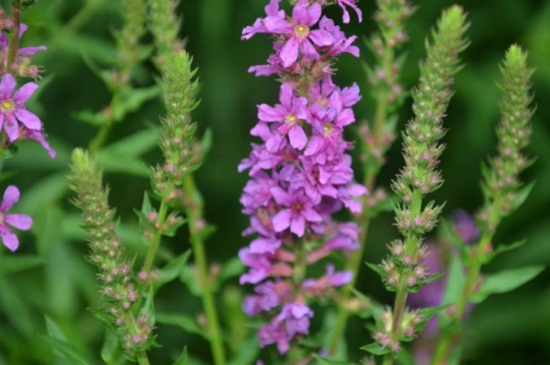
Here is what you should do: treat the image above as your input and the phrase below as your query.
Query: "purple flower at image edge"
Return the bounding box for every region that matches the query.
[0,185,32,252]
[0,73,41,142]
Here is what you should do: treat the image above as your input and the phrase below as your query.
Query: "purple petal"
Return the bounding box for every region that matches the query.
[0,74,16,100]
[5,214,32,230]
[279,83,294,108]
[280,37,299,68]
[258,104,284,122]
[1,229,19,252]
[13,82,38,105]
[14,109,42,130]
[309,30,333,46]
[273,209,292,232]
[300,39,319,60]
[290,215,305,236]
[1,185,20,213]
[17,45,47,56]
[288,125,307,150]
[4,114,20,141]
[270,186,291,205]
[264,16,293,34]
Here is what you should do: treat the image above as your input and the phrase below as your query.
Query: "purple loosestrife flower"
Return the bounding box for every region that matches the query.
[0,185,32,252]
[240,0,364,356]
[0,73,41,141]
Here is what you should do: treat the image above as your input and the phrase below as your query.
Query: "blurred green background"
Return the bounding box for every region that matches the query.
[1,0,550,364]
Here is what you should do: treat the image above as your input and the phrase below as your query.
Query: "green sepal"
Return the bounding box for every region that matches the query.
[360,342,393,356]
[172,347,189,365]
[470,265,545,303]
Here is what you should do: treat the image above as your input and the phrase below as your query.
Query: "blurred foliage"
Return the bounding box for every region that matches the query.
[0,0,549,364]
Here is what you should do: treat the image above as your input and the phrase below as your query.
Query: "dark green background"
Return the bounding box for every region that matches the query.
[1,0,549,364]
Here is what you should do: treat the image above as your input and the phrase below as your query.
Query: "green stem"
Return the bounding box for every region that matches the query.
[431,199,502,364]
[183,175,226,365]
[7,1,21,74]
[141,200,169,273]
[327,43,394,357]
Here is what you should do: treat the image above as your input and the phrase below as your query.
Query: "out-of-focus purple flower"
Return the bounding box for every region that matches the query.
[453,209,480,244]
[0,185,32,252]
[0,73,41,142]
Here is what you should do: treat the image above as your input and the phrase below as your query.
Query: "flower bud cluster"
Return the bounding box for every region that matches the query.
[68,149,153,358]
[479,46,534,226]
[0,7,55,157]
[240,0,365,354]
[111,0,148,88]
[152,50,202,204]
[372,307,422,352]
[368,0,413,105]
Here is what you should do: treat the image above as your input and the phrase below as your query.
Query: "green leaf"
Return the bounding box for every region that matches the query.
[172,347,189,365]
[508,182,535,214]
[312,354,352,365]
[112,85,161,122]
[156,313,208,339]
[227,337,260,365]
[179,265,202,296]
[97,151,149,176]
[366,261,386,279]
[360,342,392,356]
[101,127,161,158]
[40,316,90,365]
[72,109,109,126]
[0,256,43,277]
[442,253,466,306]
[154,250,192,292]
[396,348,416,365]
[471,265,545,303]
[100,330,119,363]
[215,257,244,288]
[482,240,526,264]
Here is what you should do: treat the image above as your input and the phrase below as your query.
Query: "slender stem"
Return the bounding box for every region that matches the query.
[7,0,21,73]
[183,175,226,365]
[327,44,394,356]
[141,200,169,273]
[431,198,502,364]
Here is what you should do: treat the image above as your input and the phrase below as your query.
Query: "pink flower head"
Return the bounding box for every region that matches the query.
[0,73,41,142]
[0,185,32,252]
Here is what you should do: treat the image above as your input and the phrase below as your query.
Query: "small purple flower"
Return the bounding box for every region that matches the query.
[258,83,309,150]
[271,186,322,237]
[0,185,32,252]
[0,73,41,142]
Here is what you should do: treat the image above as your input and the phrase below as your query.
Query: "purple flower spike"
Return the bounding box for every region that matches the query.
[0,73,42,142]
[240,0,364,355]
[0,185,32,252]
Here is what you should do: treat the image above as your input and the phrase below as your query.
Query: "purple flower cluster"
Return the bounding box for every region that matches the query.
[239,0,364,354]
[0,15,54,157]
